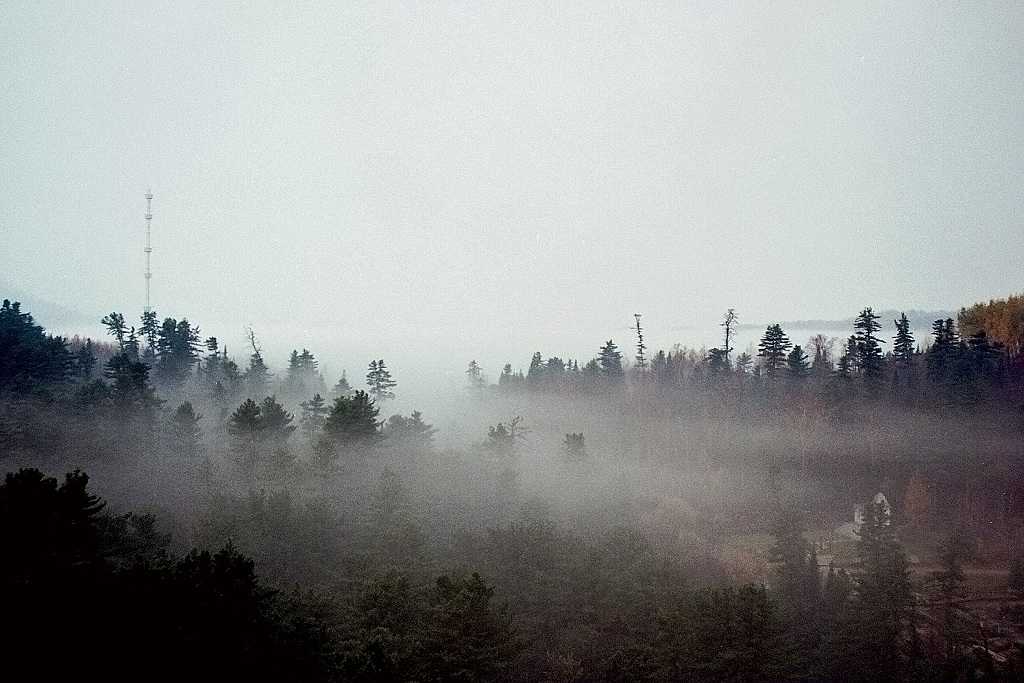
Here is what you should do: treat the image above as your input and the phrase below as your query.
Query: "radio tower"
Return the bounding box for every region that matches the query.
[144,190,153,313]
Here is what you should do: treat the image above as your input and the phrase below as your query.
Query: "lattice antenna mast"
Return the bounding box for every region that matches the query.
[144,190,153,313]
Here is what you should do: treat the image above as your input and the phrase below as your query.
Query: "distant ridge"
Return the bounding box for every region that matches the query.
[740,309,956,332]
[0,280,95,331]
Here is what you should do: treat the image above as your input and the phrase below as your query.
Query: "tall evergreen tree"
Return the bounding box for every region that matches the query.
[786,345,810,379]
[465,360,486,389]
[366,359,397,402]
[892,313,916,389]
[757,324,792,378]
[526,352,546,386]
[597,340,624,383]
[854,501,914,682]
[0,299,73,392]
[154,317,201,388]
[324,390,382,449]
[165,401,203,461]
[298,393,329,437]
[853,308,885,389]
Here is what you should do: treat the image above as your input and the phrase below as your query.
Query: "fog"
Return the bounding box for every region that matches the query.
[4,1,1024,679]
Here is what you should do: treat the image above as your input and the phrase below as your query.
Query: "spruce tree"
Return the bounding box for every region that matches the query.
[786,345,810,378]
[892,313,916,389]
[597,340,624,382]
[758,324,792,378]
[853,307,884,389]
[854,501,914,682]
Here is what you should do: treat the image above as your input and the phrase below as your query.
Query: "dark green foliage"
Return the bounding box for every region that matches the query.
[893,313,915,366]
[0,299,73,392]
[101,311,129,350]
[165,401,203,461]
[299,392,329,437]
[657,584,798,683]
[285,349,325,399]
[197,488,349,588]
[597,340,624,382]
[332,371,353,398]
[139,310,159,362]
[734,351,753,374]
[853,307,885,389]
[498,362,525,389]
[369,468,425,569]
[707,347,730,375]
[228,396,296,474]
[153,317,201,388]
[0,468,105,585]
[527,351,545,386]
[757,324,792,378]
[383,410,437,450]
[786,345,809,378]
[929,527,977,655]
[484,416,525,459]
[852,502,914,682]
[74,338,97,378]
[926,318,960,383]
[0,468,338,682]
[366,358,397,402]
[324,389,382,449]
[104,351,161,411]
[769,508,822,667]
[340,569,522,683]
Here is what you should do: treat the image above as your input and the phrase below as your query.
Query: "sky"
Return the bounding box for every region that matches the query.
[2,1,1022,387]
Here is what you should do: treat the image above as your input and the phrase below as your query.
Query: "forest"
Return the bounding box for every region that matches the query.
[2,294,1024,682]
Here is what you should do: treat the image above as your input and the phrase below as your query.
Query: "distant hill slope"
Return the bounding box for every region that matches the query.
[0,280,96,332]
[740,310,956,332]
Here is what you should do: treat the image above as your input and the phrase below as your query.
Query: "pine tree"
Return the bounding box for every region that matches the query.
[383,411,438,450]
[154,317,201,389]
[758,324,792,378]
[324,390,382,448]
[299,393,329,437]
[853,308,885,390]
[892,313,916,389]
[74,339,97,379]
[465,360,486,389]
[332,371,353,398]
[597,340,624,383]
[526,352,546,386]
[0,300,74,391]
[786,345,810,379]
[366,359,397,402]
[854,501,914,682]
[101,312,128,351]
[165,401,203,461]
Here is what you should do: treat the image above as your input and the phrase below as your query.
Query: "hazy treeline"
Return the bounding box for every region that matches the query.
[2,295,1024,681]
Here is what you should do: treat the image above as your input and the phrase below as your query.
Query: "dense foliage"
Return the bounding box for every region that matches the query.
[2,295,1024,681]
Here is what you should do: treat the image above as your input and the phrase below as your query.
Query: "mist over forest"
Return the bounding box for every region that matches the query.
[4,1,1024,680]
[3,294,1024,681]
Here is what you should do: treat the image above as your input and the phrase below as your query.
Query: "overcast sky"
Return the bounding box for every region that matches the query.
[2,1,1022,379]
